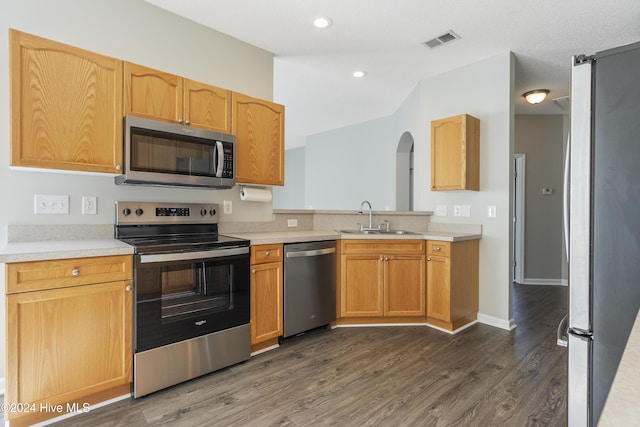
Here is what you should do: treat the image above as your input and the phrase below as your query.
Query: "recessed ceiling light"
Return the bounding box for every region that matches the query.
[352,70,367,78]
[313,16,333,29]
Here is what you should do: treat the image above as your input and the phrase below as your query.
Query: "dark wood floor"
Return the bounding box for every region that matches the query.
[55,283,567,427]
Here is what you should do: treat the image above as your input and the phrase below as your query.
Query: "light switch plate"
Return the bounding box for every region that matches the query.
[461,205,471,217]
[453,205,462,217]
[287,219,298,227]
[488,205,497,218]
[34,195,69,214]
[435,205,447,216]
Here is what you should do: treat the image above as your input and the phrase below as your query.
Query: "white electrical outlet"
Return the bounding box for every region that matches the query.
[287,219,298,228]
[488,205,497,218]
[82,196,97,215]
[453,205,462,217]
[435,205,447,216]
[223,200,232,214]
[34,195,69,214]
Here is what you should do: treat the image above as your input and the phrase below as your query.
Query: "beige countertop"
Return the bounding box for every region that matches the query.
[0,229,481,262]
[0,239,134,263]
[225,229,481,246]
[598,309,640,426]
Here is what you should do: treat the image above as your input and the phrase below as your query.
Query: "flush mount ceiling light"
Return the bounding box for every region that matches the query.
[352,70,367,78]
[523,89,550,104]
[313,16,333,29]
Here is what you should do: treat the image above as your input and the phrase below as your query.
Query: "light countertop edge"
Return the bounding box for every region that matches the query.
[0,239,134,263]
[598,309,640,426]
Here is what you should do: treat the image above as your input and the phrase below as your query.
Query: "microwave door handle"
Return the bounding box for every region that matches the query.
[215,141,224,178]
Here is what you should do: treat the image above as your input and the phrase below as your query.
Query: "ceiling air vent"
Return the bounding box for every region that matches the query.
[424,30,461,49]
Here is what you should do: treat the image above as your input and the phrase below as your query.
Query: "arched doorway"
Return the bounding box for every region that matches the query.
[396,131,414,211]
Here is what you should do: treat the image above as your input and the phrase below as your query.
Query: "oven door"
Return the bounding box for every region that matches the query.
[134,246,250,352]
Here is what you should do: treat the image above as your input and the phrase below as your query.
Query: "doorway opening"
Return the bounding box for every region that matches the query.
[396,132,415,211]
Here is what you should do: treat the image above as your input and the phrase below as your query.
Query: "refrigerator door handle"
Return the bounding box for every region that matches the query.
[557,314,568,347]
[563,135,570,260]
[568,332,592,427]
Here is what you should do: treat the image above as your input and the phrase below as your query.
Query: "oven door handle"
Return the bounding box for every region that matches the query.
[139,246,249,264]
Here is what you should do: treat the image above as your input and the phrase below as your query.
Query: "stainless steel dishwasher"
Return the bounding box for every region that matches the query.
[283,240,336,338]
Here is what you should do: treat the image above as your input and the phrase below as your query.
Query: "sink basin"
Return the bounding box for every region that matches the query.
[379,230,420,235]
[339,229,381,234]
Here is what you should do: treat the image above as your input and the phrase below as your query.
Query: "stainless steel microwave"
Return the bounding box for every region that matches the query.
[115,116,236,189]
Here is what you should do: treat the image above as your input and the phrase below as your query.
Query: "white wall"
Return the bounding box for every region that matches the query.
[284,52,515,328]
[1,0,276,392]
[416,52,515,328]
[305,115,397,211]
[273,147,306,209]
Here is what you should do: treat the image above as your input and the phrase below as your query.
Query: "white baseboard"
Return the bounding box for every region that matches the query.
[477,313,516,331]
[522,278,568,286]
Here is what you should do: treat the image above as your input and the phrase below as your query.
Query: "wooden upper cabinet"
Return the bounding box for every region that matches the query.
[430,114,480,191]
[10,29,123,173]
[124,62,231,133]
[232,92,285,186]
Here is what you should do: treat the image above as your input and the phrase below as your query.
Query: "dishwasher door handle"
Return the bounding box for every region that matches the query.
[286,247,336,258]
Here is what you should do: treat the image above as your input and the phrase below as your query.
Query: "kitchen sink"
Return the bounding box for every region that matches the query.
[339,229,420,235]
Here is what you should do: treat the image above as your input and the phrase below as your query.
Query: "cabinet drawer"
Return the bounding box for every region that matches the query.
[6,255,133,294]
[251,244,283,265]
[341,239,425,255]
[426,241,450,257]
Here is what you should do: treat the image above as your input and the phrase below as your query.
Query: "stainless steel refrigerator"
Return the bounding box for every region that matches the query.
[565,41,640,426]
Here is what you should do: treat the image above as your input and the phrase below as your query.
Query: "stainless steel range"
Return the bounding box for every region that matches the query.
[115,201,250,398]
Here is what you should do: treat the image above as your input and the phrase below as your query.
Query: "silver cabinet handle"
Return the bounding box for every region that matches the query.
[125,285,132,292]
[115,164,122,171]
[435,246,442,251]
[71,269,80,276]
[185,120,190,125]
[385,257,389,261]
[265,251,271,256]
[379,257,384,261]
[178,118,184,124]
[427,258,431,261]
[251,269,257,274]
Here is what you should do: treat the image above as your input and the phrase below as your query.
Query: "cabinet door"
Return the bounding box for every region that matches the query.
[5,281,132,424]
[250,261,283,345]
[430,114,480,191]
[341,255,384,317]
[426,255,451,322]
[183,79,231,133]
[385,255,425,316]
[10,30,123,173]
[124,62,183,124]
[232,92,285,186]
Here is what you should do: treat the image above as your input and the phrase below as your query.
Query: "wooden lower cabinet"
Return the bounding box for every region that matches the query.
[340,240,425,321]
[250,244,283,351]
[4,256,133,427]
[426,240,479,331]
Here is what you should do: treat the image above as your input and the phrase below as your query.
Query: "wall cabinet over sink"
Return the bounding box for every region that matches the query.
[430,114,480,191]
[10,29,124,173]
[124,62,232,133]
[339,239,425,320]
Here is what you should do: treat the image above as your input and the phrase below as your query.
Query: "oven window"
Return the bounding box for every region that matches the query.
[130,128,216,177]
[158,262,233,322]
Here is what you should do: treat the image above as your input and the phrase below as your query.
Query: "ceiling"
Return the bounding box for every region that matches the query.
[145,0,640,148]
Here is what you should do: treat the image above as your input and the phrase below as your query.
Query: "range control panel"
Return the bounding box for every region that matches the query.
[116,201,219,225]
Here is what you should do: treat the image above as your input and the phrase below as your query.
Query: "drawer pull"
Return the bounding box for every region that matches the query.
[385,257,389,261]
[427,258,431,261]
[71,269,80,276]
[379,257,384,261]
[125,285,132,292]
[251,269,257,274]
[265,251,271,256]
[435,246,442,251]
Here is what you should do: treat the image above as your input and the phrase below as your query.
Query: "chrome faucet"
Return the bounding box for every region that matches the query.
[358,200,374,230]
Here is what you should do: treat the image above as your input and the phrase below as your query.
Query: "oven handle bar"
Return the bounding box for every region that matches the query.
[139,246,249,264]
